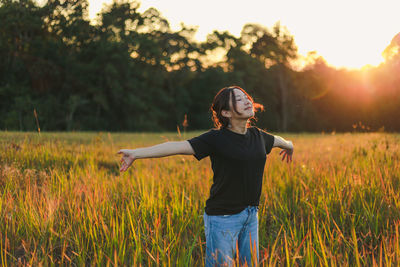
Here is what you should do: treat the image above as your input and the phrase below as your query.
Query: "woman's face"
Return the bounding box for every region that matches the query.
[230,88,254,119]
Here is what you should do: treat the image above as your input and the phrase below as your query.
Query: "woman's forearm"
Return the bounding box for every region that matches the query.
[130,141,194,159]
[273,135,293,150]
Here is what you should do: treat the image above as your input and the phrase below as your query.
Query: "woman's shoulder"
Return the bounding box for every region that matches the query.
[248,126,262,133]
[206,128,222,134]
[250,126,273,133]
[194,128,221,139]
[249,126,275,138]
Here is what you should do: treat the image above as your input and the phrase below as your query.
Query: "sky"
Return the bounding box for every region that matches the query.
[88,0,400,70]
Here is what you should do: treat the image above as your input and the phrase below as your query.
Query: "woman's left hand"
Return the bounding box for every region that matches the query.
[280,148,293,163]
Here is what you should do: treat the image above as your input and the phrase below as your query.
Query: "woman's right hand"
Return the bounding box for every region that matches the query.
[117,149,136,172]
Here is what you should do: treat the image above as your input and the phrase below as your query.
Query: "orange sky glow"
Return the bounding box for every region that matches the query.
[88,0,400,70]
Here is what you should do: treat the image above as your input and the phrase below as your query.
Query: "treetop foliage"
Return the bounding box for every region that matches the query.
[1,0,399,132]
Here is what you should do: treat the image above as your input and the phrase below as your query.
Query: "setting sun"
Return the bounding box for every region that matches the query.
[89,0,400,69]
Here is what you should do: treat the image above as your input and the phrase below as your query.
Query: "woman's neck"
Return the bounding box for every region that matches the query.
[227,119,248,134]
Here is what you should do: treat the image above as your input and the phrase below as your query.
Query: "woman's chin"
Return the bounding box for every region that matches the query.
[246,110,255,118]
[235,110,254,120]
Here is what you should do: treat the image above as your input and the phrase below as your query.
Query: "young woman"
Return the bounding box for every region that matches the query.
[118,86,293,266]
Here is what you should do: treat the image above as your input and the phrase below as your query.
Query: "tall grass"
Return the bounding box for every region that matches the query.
[0,131,399,266]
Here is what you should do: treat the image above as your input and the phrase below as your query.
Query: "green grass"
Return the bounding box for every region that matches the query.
[0,131,399,266]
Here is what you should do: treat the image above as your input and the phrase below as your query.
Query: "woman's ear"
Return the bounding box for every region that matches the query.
[221,110,231,118]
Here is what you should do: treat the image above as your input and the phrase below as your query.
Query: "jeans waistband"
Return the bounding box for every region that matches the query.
[245,205,259,212]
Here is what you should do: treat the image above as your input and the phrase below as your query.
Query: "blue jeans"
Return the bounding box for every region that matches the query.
[204,206,259,266]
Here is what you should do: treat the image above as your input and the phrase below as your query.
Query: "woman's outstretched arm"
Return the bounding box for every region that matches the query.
[272,135,294,163]
[118,141,195,172]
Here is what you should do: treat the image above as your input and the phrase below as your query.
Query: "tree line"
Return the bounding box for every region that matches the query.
[1,0,399,132]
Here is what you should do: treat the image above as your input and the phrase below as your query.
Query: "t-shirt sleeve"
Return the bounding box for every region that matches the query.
[187,130,216,161]
[260,129,275,155]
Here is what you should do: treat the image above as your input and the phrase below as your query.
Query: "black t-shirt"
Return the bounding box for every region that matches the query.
[188,126,275,215]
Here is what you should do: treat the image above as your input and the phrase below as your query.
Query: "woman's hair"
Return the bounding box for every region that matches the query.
[211,86,264,129]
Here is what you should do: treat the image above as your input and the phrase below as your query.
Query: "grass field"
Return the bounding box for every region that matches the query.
[0,131,399,266]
